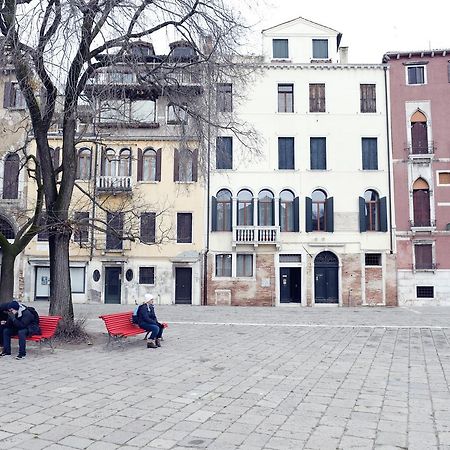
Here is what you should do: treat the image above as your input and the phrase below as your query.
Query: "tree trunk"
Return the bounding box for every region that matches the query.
[0,248,16,302]
[48,230,74,321]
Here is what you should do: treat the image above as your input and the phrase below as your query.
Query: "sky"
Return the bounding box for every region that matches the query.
[243,0,450,63]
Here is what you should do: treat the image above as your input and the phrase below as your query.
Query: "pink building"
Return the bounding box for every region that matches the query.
[384,50,450,304]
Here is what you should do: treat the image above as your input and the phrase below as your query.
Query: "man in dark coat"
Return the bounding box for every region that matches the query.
[1,301,41,359]
[137,294,164,349]
[0,302,8,348]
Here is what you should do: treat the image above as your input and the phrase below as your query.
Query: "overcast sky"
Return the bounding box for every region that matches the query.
[244,0,450,63]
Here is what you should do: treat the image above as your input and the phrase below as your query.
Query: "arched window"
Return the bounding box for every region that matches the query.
[49,147,60,171]
[258,190,274,226]
[179,149,193,182]
[77,148,91,180]
[280,190,295,232]
[103,148,116,176]
[3,153,20,199]
[143,148,157,181]
[312,189,327,231]
[118,148,131,177]
[0,217,15,239]
[413,178,431,227]
[216,189,232,231]
[411,110,428,154]
[364,190,380,231]
[237,190,253,226]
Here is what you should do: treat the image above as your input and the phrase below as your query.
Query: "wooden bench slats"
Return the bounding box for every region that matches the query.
[99,311,148,347]
[12,315,62,351]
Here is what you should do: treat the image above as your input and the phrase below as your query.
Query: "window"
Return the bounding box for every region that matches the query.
[103,148,117,176]
[278,137,294,169]
[216,137,233,169]
[99,99,128,123]
[365,253,381,266]
[167,103,187,124]
[73,211,89,244]
[273,39,289,59]
[360,84,376,113]
[125,269,133,282]
[130,100,156,123]
[438,172,450,185]
[236,254,253,277]
[312,39,328,59]
[0,217,15,239]
[237,190,253,226]
[258,190,274,226]
[140,212,156,243]
[412,178,431,227]
[362,138,378,170]
[407,66,425,85]
[364,190,380,231]
[213,189,232,231]
[279,254,301,263]
[70,267,86,294]
[3,82,26,109]
[142,148,157,181]
[37,213,49,242]
[118,148,131,177]
[279,190,295,232]
[311,189,327,231]
[77,148,91,180]
[139,267,155,284]
[310,138,326,170]
[410,110,428,154]
[177,213,192,243]
[217,83,232,112]
[309,84,325,112]
[215,254,232,277]
[415,244,433,270]
[278,84,294,113]
[2,153,20,199]
[176,149,195,182]
[106,212,123,250]
[416,286,434,298]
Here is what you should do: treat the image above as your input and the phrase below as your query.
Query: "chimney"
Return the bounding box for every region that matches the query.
[339,47,348,64]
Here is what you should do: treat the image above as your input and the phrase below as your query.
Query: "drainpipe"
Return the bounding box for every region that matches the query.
[384,66,394,254]
[90,141,98,261]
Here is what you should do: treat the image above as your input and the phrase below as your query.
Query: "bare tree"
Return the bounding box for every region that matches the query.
[0,0,256,324]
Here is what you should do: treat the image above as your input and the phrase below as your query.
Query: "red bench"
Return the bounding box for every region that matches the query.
[99,312,146,348]
[12,315,62,352]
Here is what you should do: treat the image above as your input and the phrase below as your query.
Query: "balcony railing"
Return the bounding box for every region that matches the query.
[233,226,280,246]
[410,219,436,231]
[406,141,435,162]
[96,176,132,193]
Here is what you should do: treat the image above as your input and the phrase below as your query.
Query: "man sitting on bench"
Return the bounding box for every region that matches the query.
[136,294,164,349]
[1,301,41,360]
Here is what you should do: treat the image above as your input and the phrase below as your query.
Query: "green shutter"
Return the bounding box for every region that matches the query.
[359,196,367,232]
[211,196,217,231]
[293,196,299,232]
[326,197,334,232]
[380,196,388,232]
[305,197,313,232]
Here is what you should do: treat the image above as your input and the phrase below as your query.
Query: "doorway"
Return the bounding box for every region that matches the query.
[279,267,301,303]
[104,267,122,304]
[175,267,192,304]
[35,266,50,301]
[314,251,339,304]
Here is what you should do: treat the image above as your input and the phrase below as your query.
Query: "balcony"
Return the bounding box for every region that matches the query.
[233,226,280,247]
[410,219,436,233]
[96,176,132,194]
[406,141,435,163]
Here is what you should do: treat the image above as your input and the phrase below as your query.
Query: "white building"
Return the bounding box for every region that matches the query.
[207,17,397,307]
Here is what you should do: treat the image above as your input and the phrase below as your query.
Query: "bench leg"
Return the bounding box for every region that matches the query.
[39,338,55,353]
[105,334,125,350]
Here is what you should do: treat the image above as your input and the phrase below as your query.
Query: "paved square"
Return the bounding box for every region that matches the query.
[1,305,450,449]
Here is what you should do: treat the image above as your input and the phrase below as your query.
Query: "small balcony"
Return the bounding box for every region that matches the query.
[96,176,132,194]
[233,226,280,247]
[406,141,435,163]
[410,219,436,233]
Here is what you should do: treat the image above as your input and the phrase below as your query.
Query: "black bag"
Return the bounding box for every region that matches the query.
[27,306,40,324]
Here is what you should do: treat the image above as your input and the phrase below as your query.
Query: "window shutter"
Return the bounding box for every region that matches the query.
[228,199,233,231]
[137,148,143,181]
[293,196,299,232]
[155,148,162,181]
[100,146,106,176]
[211,196,217,231]
[359,196,367,232]
[192,149,198,182]
[380,196,388,232]
[326,197,334,232]
[173,149,179,181]
[305,197,313,232]
[3,82,12,108]
[52,147,60,171]
[2,154,20,199]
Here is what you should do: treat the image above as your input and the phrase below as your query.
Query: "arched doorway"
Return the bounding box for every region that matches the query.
[413,178,431,227]
[411,110,428,154]
[314,251,338,304]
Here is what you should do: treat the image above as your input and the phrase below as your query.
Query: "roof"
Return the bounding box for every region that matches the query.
[383,49,450,62]
[262,16,340,34]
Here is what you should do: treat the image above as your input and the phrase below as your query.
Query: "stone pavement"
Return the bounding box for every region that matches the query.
[1,305,450,450]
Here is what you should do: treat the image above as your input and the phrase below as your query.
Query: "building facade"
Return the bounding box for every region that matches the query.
[207,17,397,307]
[384,49,450,305]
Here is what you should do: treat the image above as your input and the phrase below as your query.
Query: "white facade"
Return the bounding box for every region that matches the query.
[207,17,397,307]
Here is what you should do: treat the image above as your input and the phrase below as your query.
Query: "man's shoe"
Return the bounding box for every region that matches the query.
[15,354,26,360]
[155,338,161,347]
[147,339,157,349]
[0,352,11,357]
